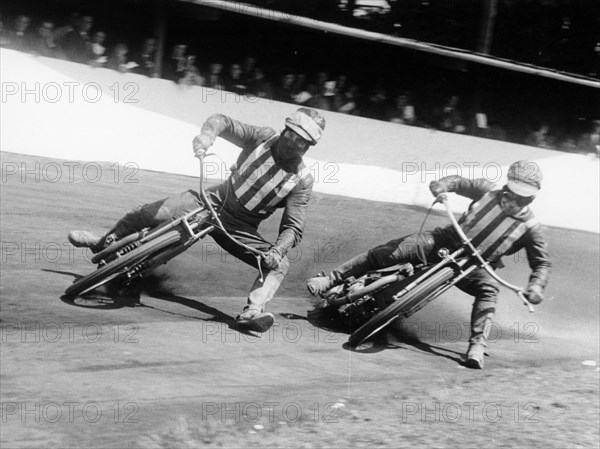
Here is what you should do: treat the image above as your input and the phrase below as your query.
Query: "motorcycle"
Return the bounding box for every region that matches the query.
[308,194,536,347]
[63,153,267,304]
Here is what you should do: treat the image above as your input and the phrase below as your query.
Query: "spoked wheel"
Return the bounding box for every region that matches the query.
[348,266,456,348]
[63,230,182,301]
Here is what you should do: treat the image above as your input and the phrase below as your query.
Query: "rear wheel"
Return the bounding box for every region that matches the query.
[64,230,182,300]
[348,266,456,347]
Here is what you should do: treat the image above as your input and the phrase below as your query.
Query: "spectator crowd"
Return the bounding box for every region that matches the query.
[2,9,598,157]
[243,0,600,80]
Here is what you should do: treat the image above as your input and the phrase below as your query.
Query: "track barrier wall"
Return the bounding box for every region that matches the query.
[1,49,598,232]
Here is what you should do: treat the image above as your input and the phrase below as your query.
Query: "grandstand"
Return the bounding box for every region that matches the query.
[2,0,599,152]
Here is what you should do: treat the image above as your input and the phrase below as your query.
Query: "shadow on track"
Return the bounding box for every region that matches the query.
[343,334,467,365]
[135,290,262,338]
[44,268,133,309]
[48,267,260,337]
[303,307,467,365]
[43,268,83,282]
[385,336,467,365]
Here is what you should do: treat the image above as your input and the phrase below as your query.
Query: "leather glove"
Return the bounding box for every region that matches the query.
[429,180,447,197]
[192,134,213,158]
[525,284,544,305]
[261,247,284,271]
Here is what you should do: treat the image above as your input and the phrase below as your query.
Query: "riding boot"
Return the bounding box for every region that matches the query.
[236,258,290,332]
[465,299,495,369]
[465,335,488,369]
[456,269,499,369]
[307,252,374,296]
[67,230,118,253]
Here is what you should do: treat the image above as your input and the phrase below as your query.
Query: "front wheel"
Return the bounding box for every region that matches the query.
[63,229,182,300]
[348,266,456,347]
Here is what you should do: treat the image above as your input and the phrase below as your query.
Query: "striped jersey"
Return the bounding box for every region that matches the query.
[230,136,308,216]
[459,190,539,261]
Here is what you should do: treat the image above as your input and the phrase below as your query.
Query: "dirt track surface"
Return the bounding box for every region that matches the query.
[1,152,599,448]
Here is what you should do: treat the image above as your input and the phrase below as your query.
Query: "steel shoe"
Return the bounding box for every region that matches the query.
[465,339,487,369]
[236,311,275,333]
[68,230,104,253]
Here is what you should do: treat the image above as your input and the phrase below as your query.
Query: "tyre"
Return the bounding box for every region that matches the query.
[348,266,456,347]
[64,229,182,300]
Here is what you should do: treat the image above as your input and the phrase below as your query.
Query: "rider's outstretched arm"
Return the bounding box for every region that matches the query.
[430,175,496,201]
[198,113,275,153]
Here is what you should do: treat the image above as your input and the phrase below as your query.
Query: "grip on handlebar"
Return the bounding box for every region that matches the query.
[518,290,535,313]
[433,193,448,205]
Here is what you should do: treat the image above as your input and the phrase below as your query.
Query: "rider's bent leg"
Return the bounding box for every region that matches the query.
[307,252,373,296]
[107,190,202,239]
[208,216,285,332]
[243,257,290,315]
[234,258,290,333]
[69,190,202,252]
[457,268,500,369]
[307,232,437,296]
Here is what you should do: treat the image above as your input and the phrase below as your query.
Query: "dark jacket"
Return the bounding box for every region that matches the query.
[200,114,314,253]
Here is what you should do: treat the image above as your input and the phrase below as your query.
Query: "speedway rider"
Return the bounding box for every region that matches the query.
[307,161,551,369]
[69,108,326,333]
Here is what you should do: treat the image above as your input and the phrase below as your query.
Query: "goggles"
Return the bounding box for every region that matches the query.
[502,185,534,207]
[283,127,312,145]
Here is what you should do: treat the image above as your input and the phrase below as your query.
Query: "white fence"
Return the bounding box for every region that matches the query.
[2,49,598,232]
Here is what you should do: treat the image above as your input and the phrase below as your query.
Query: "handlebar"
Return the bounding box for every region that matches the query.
[435,193,535,313]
